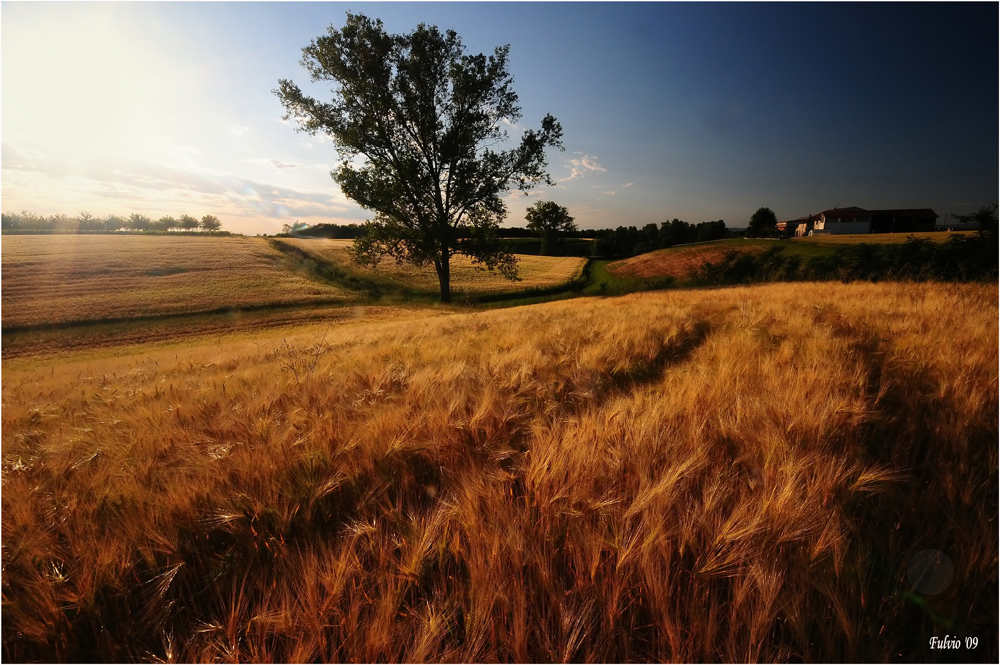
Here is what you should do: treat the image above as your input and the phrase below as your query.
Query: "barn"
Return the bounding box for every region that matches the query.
[780,206,939,236]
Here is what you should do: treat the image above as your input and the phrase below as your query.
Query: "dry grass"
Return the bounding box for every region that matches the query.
[2,282,997,662]
[280,238,586,295]
[1,235,350,328]
[607,243,767,280]
[793,231,977,245]
[0,305,447,362]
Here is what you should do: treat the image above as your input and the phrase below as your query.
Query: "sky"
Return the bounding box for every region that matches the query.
[2,2,997,235]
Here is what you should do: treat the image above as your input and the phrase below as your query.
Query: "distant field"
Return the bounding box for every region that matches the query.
[3,281,995,662]
[1,235,350,328]
[280,238,586,296]
[793,230,976,245]
[607,241,768,280]
[605,231,983,284]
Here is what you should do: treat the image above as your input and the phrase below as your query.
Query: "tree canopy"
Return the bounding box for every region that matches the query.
[274,13,563,301]
[200,215,223,232]
[953,204,997,238]
[746,207,778,238]
[525,201,576,255]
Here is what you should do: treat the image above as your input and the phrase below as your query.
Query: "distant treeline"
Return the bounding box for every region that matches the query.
[278,218,731,258]
[590,219,730,257]
[2,211,224,233]
[280,222,367,239]
[695,233,998,286]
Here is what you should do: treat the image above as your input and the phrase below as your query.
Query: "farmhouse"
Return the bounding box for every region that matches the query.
[782,207,939,237]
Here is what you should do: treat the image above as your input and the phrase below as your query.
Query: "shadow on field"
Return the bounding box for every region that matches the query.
[607,320,712,395]
[812,304,998,662]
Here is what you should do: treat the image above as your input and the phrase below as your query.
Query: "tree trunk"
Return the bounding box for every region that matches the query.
[436,248,451,303]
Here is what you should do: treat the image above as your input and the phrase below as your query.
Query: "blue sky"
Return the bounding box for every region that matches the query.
[3,2,996,234]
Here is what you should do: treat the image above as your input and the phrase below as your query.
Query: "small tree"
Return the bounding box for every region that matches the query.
[103,214,125,232]
[746,207,777,238]
[525,201,576,255]
[200,215,222,232]
[178,214,200,231]
[50,214,74,231]
[128,213,151,231]
[77,212,106,232]
[275,13,563,302]
[953,204,998,238]
[152,216,176,232]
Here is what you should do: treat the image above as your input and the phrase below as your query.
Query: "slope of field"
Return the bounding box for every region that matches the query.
[1,235,351,328]
[279,237,586,296]
[2,282,996,662]
[0,304,446,361]
[606,231,980,284]
[792,230,976,245]
[606,240,771,280]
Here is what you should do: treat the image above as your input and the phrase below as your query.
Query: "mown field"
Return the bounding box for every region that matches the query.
[278,238,586,297]
[602,231,990,288]
[607,241,770,280]
[792,230,977,245]
[1,235,352,329]
[3,281,996,662]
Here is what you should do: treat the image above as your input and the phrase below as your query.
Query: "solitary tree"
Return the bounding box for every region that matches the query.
[275,13,563,302]
[525,200,576,255]
[746,207,777,238]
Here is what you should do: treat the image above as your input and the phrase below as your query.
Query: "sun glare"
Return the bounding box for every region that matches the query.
[3,6,203,159]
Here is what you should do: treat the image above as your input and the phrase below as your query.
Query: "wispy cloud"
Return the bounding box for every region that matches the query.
[2,140,350,223]
[622,182,634,188]
[246,158,302,169]
[559,153,607,182]
[504,189,546,206]
[603,190,617,196]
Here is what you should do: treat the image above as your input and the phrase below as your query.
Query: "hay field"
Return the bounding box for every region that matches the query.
[607,242,768,280]
[280,238,586,295]
[1,235,351,328]
[2,282,997,662]
[792,231,975,245]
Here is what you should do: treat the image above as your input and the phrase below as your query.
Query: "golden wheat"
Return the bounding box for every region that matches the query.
[280,237,586,295]
[1,235,350,327]
[2,281,996,662]
[791,230,976,245]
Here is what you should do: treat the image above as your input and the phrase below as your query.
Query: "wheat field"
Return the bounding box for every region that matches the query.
[2,282,996,662]
[279,238,586,295]
[1,235,351,328]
